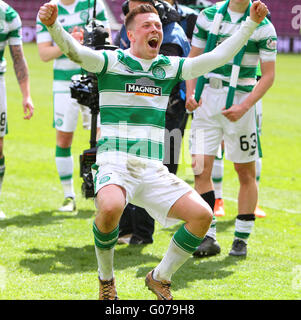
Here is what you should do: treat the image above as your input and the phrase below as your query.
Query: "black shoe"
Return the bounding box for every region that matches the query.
[193,236,221,257]
[129,235,153,245]
[229,239,247,256]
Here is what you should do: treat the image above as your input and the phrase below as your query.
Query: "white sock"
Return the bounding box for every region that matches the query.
[212,157,224,199]
[61,179,75,199]
[0,175,4,195]
[0,157,5,195]
[234,217,255,244]
[95,246,114,281]
[256,157,262,186]
[206,215,217,240]
[153,239,191,282]
[55,155,75,199]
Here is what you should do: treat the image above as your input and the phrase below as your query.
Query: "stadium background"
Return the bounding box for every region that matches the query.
[4,0,301,53]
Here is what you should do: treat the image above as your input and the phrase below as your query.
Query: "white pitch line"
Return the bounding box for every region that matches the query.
[223,196,301,214]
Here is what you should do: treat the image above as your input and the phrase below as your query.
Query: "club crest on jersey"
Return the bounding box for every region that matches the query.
[266,37,277,50]
[152,66,166,79]
[126,77,162,97]
[80,11,89,22]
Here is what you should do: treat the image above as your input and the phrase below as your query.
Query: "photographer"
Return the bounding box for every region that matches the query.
[115,0,191,245]
[36,0,111,212]
[165,0,199,42]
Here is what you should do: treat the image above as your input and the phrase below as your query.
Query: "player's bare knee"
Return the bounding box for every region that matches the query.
[236,170,256,186]
[191,205,212,229]
[191,155,205,176]
[100,201,123,218]
[235,163,256,184]
[95,203,123,233]
[194,166,211,187]
[202,205,213,226]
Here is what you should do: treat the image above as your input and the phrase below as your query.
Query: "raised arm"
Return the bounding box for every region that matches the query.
[38,2,105,73]
[182,1,268,80]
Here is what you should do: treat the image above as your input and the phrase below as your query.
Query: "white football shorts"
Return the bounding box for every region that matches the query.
[53,91,100,132]
[92,152,208,227]
[190,85,259,163]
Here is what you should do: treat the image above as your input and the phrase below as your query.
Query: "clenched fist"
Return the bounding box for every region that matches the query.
[38,1,58,27]
[250,1,269,24]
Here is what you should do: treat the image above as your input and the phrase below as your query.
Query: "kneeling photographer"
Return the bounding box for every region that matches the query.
[115,0,191,245]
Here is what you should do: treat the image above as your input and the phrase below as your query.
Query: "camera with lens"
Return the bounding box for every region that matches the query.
[122,0,181,24]
[70,15,117,198]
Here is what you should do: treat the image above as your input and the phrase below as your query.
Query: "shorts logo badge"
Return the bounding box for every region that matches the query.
[56,118,63,127]
[99,176,111,184]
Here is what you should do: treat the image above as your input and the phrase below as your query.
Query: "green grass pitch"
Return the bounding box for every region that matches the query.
[0,43,300,300]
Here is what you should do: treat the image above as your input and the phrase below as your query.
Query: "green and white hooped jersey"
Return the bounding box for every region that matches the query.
[0,1,22,75]
[36,0,109,92]
[96,49,185,162]
[192,1,277,92]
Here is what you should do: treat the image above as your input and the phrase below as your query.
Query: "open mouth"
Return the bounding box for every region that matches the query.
[148,37,159,49]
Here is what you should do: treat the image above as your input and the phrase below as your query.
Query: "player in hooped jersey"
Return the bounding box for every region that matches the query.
[186,0,277,257]
[38,0,269,300]
[0,1,34,219]
[36,0,111,212]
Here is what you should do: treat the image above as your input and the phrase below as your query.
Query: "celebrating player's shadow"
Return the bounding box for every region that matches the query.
[0,209,95,229]
[19,244,161,275]
[19,245,96,275]
[136,254,244,292]
[18,218,238,281]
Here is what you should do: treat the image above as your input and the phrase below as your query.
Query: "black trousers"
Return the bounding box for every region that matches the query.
[118,96,188,242]
[119,204,155,242]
